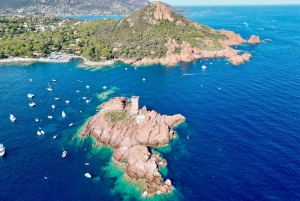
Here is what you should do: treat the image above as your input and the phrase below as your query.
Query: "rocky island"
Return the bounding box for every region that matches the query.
[80,96,185,197]
[0,1,261,66]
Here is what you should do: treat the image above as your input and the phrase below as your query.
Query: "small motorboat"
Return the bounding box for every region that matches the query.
[10,114,16,122]
[55,98,59,100]
[35,118,39,122]
[53,135,58,139]
[52,79,56,82]
[29,102,36,107]
[62,150,67,158]
[62,111,66,118]
[82,97,87,100]
[84,173,92,178]
[69,123,73,127]
[65,100,70,104]
[103,86,107,89]
[37,131,41,135]
[125,68,127,70]
[29,79,32,82]
[86,100,91,103]
[47,82,52,91]
[27,94,34,98]
[86,85,90,89]
[52,105,55,109]
[202,65,207,69]
[48,115,53,119]
[76,90,80,93]
[142,78,146,81]
[41,130,45,135]
[0,143,5,157]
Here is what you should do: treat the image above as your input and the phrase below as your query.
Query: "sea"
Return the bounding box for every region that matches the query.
[1,5,300,201]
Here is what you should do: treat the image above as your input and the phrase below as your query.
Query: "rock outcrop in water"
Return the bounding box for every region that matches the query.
[248,35,261,44]
[81,97,185,197]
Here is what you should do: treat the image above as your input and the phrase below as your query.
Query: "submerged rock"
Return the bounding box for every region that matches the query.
[81,97,185,197]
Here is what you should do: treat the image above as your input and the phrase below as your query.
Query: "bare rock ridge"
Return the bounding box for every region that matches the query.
[118,1,261,66]
[81,97,186,197]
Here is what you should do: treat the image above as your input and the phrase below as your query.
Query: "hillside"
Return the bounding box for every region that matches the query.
[0,2,260,66]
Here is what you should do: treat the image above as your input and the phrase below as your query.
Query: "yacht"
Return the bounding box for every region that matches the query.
[35,118,39,122]
[41,130,45,135]
[65,100,70,104]
[86,85,90,89]
[82,97,87,100]
[29,102,36,107]
[86,100,91,103]
[55,98,59,100]
[53,135,58,139]
[202,65,207,69]
[47,82,52,91]
[48,115,53,119]
[103,86,107,89]
[52,79,56,82]
[62,150,67,158]
[76,90,80,93]
[143,78,146,81]
[37,131,41,135]
[10,114,16,122]
[84,173,92,178]
[69,123,73,127]
[62,111,66,118]
[0,143,5,157]
[52,105,55,109]
[27,94,34,98]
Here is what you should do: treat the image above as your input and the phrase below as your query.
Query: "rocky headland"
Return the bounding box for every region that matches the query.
[80,97,185,197]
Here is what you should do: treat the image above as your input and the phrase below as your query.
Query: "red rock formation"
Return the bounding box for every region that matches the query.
[152,1,174,22]
[248,35,261,44]
[220,29,246,46]
[82,97,185,197]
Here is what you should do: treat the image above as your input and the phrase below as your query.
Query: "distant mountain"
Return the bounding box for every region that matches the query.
[1,0,150,10]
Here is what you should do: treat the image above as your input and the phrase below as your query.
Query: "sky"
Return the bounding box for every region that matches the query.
[153,0,300,6]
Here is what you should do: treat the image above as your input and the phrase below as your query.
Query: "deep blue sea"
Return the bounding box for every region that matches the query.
[1,5,300,201]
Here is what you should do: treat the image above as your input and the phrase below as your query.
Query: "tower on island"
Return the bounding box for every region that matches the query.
[131,96,139,115]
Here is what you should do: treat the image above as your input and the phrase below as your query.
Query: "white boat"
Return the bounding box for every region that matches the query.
[62,111,66,118]
[86,100,91,103]
[10,114,16,122]
[52,105,55,109]
[47,82,52,91]
[55,98,59,100]
[143,78,146,81]
[202,65,207,69]
[65,100,70,104]
[0,143,5,157]
[62,150,67,158]
[35,118,39,122]
[82,97,87,100]
[52,79,56,82]
[86,85,90,89]
[48,115,53,119]
[27,94,34,98]
[29,79,32,82]
[84,173,92,178]
[125,68,127,70]
[37,131,41,135]
[29,102,36,107]
[53,135,58,139]
[41,130,45,135]
[76,90,80,93]
[103,86,107,89]
[69,123,73,127]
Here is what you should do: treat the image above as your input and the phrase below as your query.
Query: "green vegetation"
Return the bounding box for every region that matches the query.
[104,110,129,123]
[0,3,227,61]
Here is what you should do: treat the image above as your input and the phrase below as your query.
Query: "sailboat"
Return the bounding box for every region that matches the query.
[62,111,66,118]
[47,82,52,91]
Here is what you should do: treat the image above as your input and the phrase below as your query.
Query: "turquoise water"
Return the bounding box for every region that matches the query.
[1,5,300,200]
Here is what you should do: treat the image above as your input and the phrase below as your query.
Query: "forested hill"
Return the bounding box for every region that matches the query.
[0,2,225,61]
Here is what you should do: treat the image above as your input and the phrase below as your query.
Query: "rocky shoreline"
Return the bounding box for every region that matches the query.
[80,97,186,197]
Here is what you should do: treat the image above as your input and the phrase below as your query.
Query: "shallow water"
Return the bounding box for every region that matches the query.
[1,5,300,201]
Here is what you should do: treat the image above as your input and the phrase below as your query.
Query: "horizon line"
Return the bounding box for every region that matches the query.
[172,4,300,6]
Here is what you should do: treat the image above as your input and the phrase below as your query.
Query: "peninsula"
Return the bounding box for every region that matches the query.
[80,96,186,197]
[0,1,260,66]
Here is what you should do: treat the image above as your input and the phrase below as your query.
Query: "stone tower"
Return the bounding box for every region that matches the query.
[131,96,139,115]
